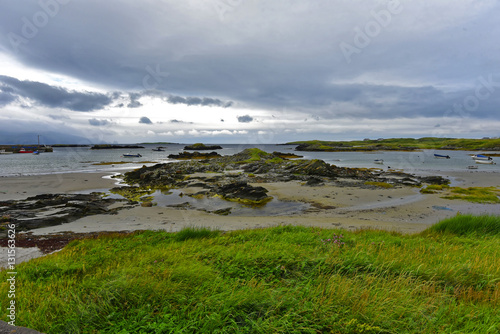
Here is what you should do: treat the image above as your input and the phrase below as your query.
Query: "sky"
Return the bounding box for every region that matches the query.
[0,0,499,144]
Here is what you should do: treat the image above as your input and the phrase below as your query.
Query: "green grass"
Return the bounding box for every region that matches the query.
[364,181,394,188]
[288,137,500,151]
[1,220,499,333]
[442,187,500,204]
[424,214,500,236]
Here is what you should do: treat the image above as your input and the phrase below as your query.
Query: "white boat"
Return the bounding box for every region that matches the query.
[0,149,13,155]
[471,154,493,160]
[374,159,384,164]
[475,159,496,165]
[123,153,142,158]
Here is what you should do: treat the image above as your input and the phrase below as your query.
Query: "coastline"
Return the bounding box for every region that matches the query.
[1,167,500,267]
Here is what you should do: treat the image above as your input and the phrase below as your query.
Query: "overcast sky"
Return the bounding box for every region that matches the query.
[1,0,499,144]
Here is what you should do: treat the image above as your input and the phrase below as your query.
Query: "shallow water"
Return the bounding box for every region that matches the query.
[1,144,498,177]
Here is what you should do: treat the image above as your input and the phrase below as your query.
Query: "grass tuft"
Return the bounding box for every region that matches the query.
[174,226,221,241]
[424,214,500,236]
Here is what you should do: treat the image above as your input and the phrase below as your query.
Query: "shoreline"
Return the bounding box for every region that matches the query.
[1,167,500,267]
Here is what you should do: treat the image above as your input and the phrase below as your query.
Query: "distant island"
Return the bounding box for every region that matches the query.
[184,143,223,150]
[287,137,500,152]
[90,144,145,150]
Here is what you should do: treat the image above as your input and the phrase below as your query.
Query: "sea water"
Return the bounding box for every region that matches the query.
[0,144,498,177]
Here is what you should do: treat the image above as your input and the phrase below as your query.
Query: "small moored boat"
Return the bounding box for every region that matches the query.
[152,147,165,152]
[466,165,478,169]
[471,154,492,160]
[374,159,384,164]
[123,153,142,158]
[434,154,450,159]
[475,159,496,165]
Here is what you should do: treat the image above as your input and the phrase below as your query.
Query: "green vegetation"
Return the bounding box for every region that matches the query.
[443,187,500,204]
[2,217,499,333]
[420,184,450,194]
[424,214,500,236]
[241,148,271,162]
[289,137,500,151]
[364,181,394,188]
[109,186,169,202]
[420,185,500,203]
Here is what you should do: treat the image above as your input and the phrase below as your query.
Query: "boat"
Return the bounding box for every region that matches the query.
[374,159,384,164]
[475,159,496,165]
[434,154,450,159]
[152,147,165,152]
[0,149,13,155]
[466,165,478,169]
[471,154,492,160]
[123,153,142,158]
[19,148,34,153]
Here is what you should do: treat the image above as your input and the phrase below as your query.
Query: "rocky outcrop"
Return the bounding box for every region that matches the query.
[118,148,449,201]
[168,151,221,159]
[184,143,223,150]
[215,182,272,205]
[0,193,129,233]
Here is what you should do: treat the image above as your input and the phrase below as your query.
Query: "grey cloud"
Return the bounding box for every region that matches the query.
[139,116,152,124]
[237,115,253,123]
[128,92,143,108]
[0,75,113,112]
[166,95,233,108]
[88,118,110,126]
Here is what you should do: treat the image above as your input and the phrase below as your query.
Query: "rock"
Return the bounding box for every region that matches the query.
[213,207,232,215]
[305,177,324,186]
[215,181,272,204]
[168,151,221,159]
[184,143,223,150]
[141,202,153,207]
[0,194,128,234]
[419,176,450,185]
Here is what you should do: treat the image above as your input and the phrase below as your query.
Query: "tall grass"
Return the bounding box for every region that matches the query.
[424,214,500,236]
[1,220,499,333]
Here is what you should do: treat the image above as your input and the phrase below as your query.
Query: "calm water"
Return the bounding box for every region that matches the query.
[0,144,498,177]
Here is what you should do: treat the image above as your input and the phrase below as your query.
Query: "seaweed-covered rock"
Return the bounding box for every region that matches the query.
[168,151,221,159]
[215,181,272,205]
[184,143,223,150]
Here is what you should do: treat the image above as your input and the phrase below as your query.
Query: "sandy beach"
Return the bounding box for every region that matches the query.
[1,168,499,267]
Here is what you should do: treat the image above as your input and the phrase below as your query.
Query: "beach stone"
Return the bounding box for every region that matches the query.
[141,201,153,207]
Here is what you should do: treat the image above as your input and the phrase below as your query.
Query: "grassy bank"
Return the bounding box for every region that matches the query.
[287,137,500,151]
[1,216,499,333]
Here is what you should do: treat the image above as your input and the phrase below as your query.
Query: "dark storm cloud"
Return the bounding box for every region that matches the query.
[88,118,110,126]
[0,75,113,111]
[139,116,152,124]
[237,115,253,123]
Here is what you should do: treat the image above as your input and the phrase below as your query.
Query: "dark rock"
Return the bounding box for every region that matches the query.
[212,207,232,215]
[168,151,221,159]
[184,143,223,150]
[0,194,128,234]
[305,177,324,186]
[215,181,272,204]
[419,176,450,185]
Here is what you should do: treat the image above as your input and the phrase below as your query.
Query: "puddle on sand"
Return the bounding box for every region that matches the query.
[146,189,309,216]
